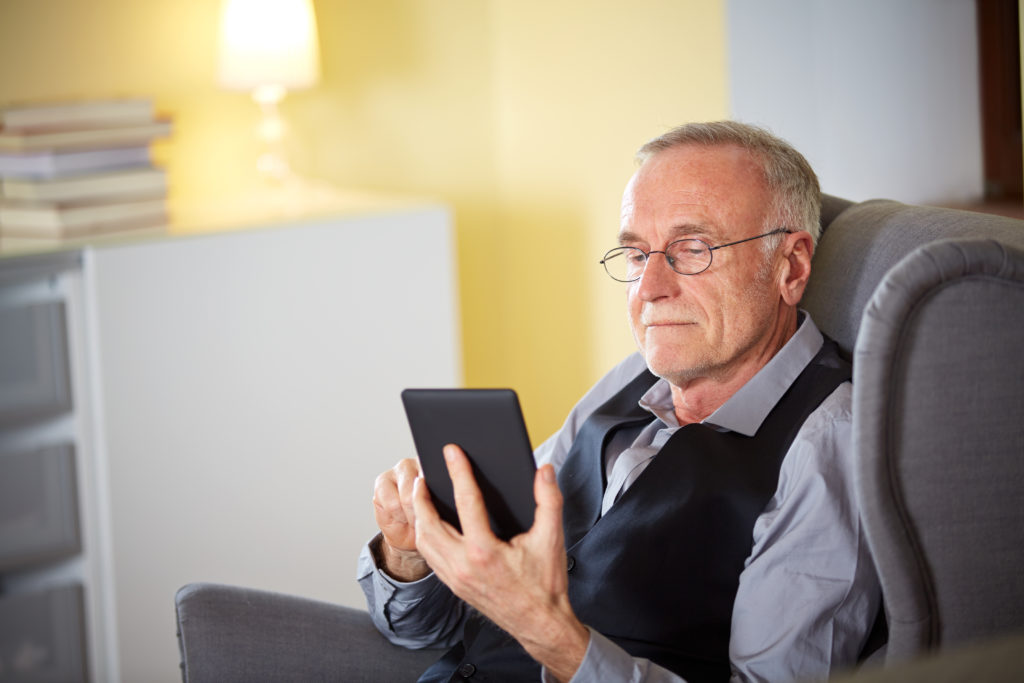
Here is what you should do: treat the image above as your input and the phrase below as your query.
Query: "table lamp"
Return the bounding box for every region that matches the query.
[218,0,320,183]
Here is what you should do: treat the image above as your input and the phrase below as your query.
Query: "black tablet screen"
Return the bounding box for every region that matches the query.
[401,388,536,540]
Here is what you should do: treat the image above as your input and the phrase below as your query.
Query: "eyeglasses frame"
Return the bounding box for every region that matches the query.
[600,228,794,282]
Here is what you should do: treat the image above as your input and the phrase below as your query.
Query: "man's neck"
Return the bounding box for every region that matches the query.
[669,309,799,425]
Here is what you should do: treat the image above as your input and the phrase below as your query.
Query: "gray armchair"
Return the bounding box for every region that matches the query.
[802,197,1024,664]
[176,196,1024,681]
[175,582,438,681]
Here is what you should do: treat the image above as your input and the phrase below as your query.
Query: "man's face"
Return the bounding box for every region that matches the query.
[620,144,785,388]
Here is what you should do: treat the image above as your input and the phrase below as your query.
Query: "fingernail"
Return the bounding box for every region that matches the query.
[443,445,456,462]
[542,465,555,483]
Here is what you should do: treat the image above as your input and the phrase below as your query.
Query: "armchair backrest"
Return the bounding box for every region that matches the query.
[804,196,1024,663]
[805,198,1024,356]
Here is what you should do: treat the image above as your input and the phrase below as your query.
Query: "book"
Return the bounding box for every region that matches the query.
[0,98,155,131]
[0,221,167,253]
[0,146,152,179]
[0,197,167,234]
[0,119,172,153]
[1,167,166,203]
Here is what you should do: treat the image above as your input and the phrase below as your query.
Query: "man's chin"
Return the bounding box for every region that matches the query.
[643,352,705,385]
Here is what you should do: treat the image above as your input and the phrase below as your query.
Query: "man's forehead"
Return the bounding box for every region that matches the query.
[619,145,766,230]
[619,183,716,227]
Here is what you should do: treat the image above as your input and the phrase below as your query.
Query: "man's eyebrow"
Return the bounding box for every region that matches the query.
[617,230,644,245]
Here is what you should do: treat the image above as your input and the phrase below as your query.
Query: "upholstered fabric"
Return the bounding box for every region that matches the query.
[803,199,1024,356]
[819,193,854,238]
[852,238,1024,661]
[175,583,441,682]
[828,630,1024,683]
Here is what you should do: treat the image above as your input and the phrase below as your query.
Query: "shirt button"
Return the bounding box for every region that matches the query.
[457,662,477,678]
[567,555,576,573]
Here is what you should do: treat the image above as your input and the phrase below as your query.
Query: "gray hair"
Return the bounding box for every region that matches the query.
[635,121,821,245]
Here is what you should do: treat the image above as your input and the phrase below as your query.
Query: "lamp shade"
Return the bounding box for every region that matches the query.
[218,0,321,92]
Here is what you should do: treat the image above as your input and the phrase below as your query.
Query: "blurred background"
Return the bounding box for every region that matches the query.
[1,0,1018,439]
[1,1,1021,680]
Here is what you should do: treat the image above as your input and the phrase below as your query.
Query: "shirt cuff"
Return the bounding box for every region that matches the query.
[541,627,649,683]
[357,535,441,625]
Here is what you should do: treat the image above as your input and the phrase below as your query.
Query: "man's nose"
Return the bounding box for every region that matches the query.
[635,252,679,299]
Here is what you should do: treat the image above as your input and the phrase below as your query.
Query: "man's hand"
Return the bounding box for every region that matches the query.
[372,458,431,582]
[412,444,590,682]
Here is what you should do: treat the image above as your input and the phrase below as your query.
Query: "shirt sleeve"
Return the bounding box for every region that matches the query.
[356,534,468,650]
[729,382,881,682]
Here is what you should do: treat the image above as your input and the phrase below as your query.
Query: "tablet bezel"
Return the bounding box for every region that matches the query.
[400,388,536,541]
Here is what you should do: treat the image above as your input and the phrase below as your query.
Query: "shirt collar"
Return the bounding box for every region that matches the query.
[638,311,824,436]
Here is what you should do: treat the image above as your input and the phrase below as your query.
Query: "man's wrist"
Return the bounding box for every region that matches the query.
[371,534,432,582]
[522,607,590,682]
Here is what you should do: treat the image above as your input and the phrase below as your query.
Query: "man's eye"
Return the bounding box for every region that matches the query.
[627,251,647,264]
[670,242,707,258]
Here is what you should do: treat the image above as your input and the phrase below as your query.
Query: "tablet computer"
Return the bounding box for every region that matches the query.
[400,388,536,541]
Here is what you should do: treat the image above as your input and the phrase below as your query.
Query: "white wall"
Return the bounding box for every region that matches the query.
[89,204,460,681]
[728,0,983,205]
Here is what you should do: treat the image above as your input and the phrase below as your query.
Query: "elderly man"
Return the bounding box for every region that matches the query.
[359,121,881,682]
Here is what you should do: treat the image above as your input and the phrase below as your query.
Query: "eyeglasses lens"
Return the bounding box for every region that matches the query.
[602,241,712,281]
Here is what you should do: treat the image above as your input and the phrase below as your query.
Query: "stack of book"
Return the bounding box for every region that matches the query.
[0,98,172,252]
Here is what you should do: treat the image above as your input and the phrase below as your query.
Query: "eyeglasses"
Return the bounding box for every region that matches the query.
[600,228,792,282]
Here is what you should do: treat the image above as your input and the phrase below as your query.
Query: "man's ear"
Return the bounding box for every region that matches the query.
[778,231,814,306]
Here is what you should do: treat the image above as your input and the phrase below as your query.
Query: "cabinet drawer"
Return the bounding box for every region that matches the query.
[0,444,81,572]
[0,300,72,426]
[0,584,88,683]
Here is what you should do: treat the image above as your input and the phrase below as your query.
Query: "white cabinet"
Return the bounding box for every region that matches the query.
[0,196,461,682]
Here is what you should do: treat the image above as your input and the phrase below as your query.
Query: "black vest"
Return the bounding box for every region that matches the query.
[420,340,850,683]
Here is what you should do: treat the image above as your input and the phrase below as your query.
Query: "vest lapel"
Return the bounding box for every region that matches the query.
[557,368,658,547]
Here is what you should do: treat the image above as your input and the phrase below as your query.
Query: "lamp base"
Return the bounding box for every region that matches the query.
[256,152,294,183]
[251,85,302,186]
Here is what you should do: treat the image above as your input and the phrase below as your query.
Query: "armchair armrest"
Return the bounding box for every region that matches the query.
[175,583,441,682]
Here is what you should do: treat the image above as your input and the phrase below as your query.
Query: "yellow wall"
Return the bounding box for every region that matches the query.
[488,1,728,436]
[0,0,728,441]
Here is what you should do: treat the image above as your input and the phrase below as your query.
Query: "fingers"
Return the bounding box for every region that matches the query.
[412,444,496,580]
[412,470,442,528]
[411,471,458,576]
[395,458,421,526]
[531,464,565,551]
[372,458,421,552]
[442,444,493,539]
[432,447,563,548]
[413,448,566,565]
[413,456,582,671]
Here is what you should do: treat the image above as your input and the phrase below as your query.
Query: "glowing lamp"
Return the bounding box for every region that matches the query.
[217,0,320,181]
